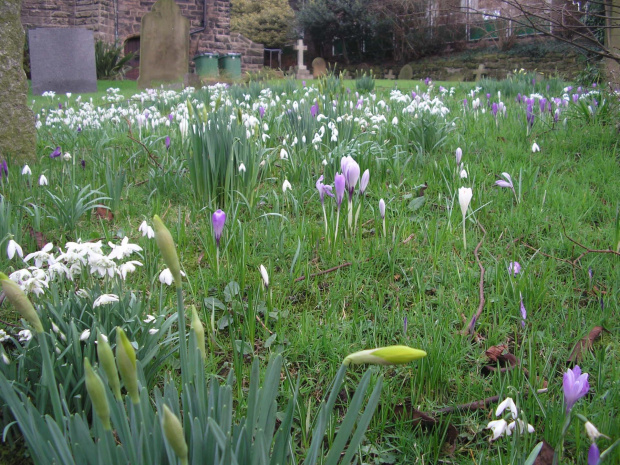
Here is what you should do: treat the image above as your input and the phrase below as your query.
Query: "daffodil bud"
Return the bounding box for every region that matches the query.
[115,327,139,403]
[97,333,121,400]
[161,404,188,465]
[0,272,44,333]
[343,345,427,366]
[153,215,182,287]
[190,306,206,361]
[84,357,111,430]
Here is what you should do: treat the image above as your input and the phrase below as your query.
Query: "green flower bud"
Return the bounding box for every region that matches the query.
[343,345,427,366]
[84,357,111,430]
[0,272,43,333]
[162,404,188,465]
[97,333,121,401]
[153,215,182,287]
[115,327,139,404]
[190,306,206,361]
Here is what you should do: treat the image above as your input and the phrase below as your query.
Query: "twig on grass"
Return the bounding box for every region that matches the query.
[123,116,161,169]
[433,388,548,415]
[464,221,487,336]
[294,262,352,282]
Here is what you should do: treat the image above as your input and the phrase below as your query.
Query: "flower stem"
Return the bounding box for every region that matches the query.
[176,285,188,389]
[322,203,328,240]
[335,208,340,243]
[462,218,467,249]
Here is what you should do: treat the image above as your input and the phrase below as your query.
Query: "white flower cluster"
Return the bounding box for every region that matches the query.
[486,397,535,441]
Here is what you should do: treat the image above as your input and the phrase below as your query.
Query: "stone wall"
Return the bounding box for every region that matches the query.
[21,0,264,73]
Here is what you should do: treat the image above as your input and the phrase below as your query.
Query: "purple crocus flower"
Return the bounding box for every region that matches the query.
[495,172,513,189]
[359,169,370,195]
[588,443,600,465]
[77,126,82,133]
[258,106,265,118]
[573,94,579,103]
[315,175,334,204]
[526,104,535,127]
[588,267,593,279]
[539,98,547,114]
[58,103,62,109]
[356,98,363,109]
[212,209,226,248]
[424,77,431,85]
[411,91,417,99]
[341,156,360,200]
[50,146,62,158]
[516,93,522,103]
[310,101,319,118]
[165,136,171,151]
[455,147,462,165]
[563,365,589,413]
[334,173,345,209]
[554,109,560,123]
[519,292,527,328]
[492,102,498,117]
[168,113,174,122]
[508,261,521,276]
[0,159,8,181]
[463,98,468,108]
[81,159,86,169]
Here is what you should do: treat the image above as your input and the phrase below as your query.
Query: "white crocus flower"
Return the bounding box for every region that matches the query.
[138,220,155,239]
[93,294,119,307]
[39,175,48,186]
[7,240,23,260]
[585,421,609,441]
[22,165,32,175]
[458,187,473,248]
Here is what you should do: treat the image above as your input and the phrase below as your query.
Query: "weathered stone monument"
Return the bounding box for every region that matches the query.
[294,39,312,80]
[384,69,396,80]
[398,64,413,80]
[472,64,488,82]
[29,28,98,95]
[0,0,36,162]
[312,57,327,78]
[137,0,190,89]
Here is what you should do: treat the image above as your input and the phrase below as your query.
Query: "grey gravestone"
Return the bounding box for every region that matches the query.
[0,0,36,162]
[398,64,413,80]
[473,64,487,81]
[312,57,326,78]
[29,28,97,95]
[384,69,396,80]
[138,0,190,89]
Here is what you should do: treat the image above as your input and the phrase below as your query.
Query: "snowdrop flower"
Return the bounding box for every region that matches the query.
[143,315,156,324]
[18,330,32,342]
[159,268,186,286]
[282,179,292,193]
[148,328,159,335]
[108,237,142,260]
[532,142,540,152]
[259,264,269,289]
[24,243,55,267]
[392,116,399,125]
[93,294,119,307]
[7,240,23,260]
[21,165,32,176]
[460,169,468,179]
[39,174,48,186]
[21,269,49,296]
[117,260,143,280]
[507,419,535,435]
[89,254,117,277]
[486,419,508,441]
[496,397,518,419]
[139,221,155,239]
[0,330,8,343]
[1,353,9,365]
[63,152,72,161]
[238,163,246,173]
[280,148,289,160]
[80,329,91,341]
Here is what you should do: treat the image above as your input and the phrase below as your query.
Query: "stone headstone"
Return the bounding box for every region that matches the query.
[384,69,396,80]
[312,57,326,78]
[473,64,487,81]
[137,0,190,89]
[0,0,36,162]
[29,28,97,95]
[293,39,312,80]
[398,64,413,80]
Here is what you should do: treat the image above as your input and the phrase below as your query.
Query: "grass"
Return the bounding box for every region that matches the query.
[2,77,619,464]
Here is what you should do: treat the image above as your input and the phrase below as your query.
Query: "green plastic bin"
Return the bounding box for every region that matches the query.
[194,53,219,78]
[218,53,242,79]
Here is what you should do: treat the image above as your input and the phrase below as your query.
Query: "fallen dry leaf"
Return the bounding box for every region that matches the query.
[482,345,520,375]
[533,440,555,465]
[28,226,47,250]
[95,207,113,221]
[568,326,605,364]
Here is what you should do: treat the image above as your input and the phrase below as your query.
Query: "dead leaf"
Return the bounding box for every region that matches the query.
[533,440,555,465]
[28,226,47,250]
[393,401,458,450]
[568,326,605,364]
[417,182,428,197]
[197,252,204,266]
[95,207,113,221]
[402,234,415,244]
[482,345,520,375]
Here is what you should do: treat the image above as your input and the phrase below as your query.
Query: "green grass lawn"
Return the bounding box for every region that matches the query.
[2,75,619,464]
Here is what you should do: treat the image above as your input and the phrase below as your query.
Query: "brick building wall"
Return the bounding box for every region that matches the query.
[21,0,263,73]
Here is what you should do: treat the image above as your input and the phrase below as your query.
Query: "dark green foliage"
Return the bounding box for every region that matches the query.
[95,41,134,80]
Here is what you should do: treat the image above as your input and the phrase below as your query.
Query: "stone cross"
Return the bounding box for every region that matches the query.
[384,69,396,80]
[294,39,307,69]
[473,64,487,81]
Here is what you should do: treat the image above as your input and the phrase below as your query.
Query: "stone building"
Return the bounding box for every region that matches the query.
[21,0,264,75]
